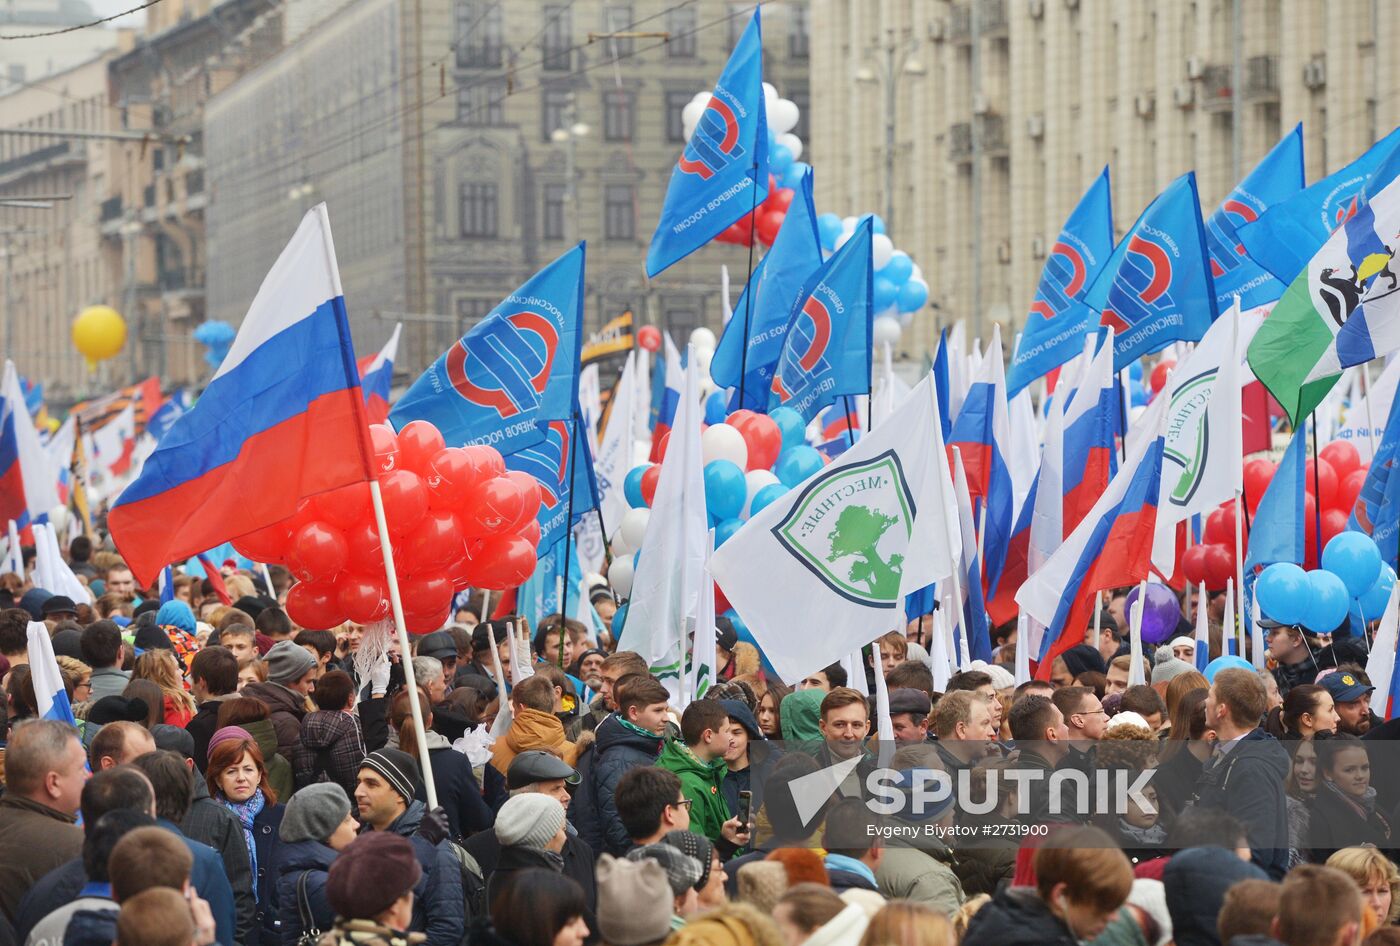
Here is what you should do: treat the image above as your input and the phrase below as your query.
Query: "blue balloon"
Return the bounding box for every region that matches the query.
[878,250,914,285]
[749,482,790,517]
[1256,562,1310,626]
[816,213,843,252]
[896,278,928,313]
[775,446,824,487]
[1304,569,1350,633]
[1204,655,1254,682]
[623,465,650,509]
[1360,564,1397,619]
[704,459,748,520]
[1321,531,1383,598]
[704,391,728,426]
[715,517,745,547]
[873,276,899,312]
[782,161,809,190]
[770,143,794,175]
[1130,385,1148,407]
[870,215,887,235]
[771,407,806,449]
[1128,360,1144,382]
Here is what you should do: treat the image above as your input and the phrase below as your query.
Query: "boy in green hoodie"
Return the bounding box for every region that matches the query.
[657,701,748,846]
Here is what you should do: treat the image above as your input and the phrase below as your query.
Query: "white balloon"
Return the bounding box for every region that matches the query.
[871,233,895,271]
[691,90,712,104]
[620,507,651,549]
[694,346,714,383]
[769,99,800,134]
[842,215,859,232]
[608,557,635,598]
[834,231,852,250]
[701,423,748,468]
[763,82,778,106]
[743,469,780,517]
[873,314,903,347]
[690,327,717,350]
[910,263,924,281]
[682,100,708,128]
[776,132,803,161]
[899,310,914,328]
[609,528,633,557]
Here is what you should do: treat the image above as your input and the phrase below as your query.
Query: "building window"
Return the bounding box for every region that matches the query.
[602,89,634,141]
[542,4,572,71]
[788,87,810,140]
[542,183,567,240]
[604,184,635,240]
[788,5,809,59]
[666,6,696,57]
[458,80,505,125]
[456,2,503,68]
[460,183,498,237]
[664,90,690,142]
[457,296,496,335]
[601,5,633,55]
[542,87,571,141]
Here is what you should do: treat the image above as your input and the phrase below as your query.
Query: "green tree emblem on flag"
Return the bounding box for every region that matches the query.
[827,506,904,600]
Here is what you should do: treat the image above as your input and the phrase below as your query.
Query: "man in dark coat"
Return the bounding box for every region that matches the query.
[568,675,667,857]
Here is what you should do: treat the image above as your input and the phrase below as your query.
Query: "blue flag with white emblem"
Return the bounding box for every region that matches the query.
[1007,168,1114,396]
[769,216,874,422]
[391,244,585,453]
[645,10,768,278]
[1205,124,1305,311]
[713,167,823,411]
[1086,172,1218,371]
[504,412,599,553]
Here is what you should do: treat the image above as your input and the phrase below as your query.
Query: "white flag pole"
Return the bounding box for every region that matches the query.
[1013,611,1030,685]
[1127,579,1147,686]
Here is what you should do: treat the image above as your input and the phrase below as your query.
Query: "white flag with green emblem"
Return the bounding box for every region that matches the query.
[1150,301,1263,574]
[711,373,958,681]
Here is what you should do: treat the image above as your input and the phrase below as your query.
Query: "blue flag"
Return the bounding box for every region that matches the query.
[1086,172,1218,371]
[1242,419,1309,621]
[1239,126,1400,283]
[1348,389,1400,563]
[645,10,768,277]
[1206,124,1306,311]
[713,167,822,410]
[1007,168,1115,395]
[932,329,952,441]
[391,244,585,453]
[769,216,874,422]
[504,413,599,554]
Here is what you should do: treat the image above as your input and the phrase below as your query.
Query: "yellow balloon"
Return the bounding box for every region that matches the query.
[72,305,127,370]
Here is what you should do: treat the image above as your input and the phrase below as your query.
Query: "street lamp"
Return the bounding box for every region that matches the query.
[552,99,589,244]
[856,31,924,234]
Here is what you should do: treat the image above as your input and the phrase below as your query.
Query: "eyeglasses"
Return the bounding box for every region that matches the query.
[671,798,694,811]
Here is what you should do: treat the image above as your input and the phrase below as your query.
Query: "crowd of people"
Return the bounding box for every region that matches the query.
[0,540,1392,946]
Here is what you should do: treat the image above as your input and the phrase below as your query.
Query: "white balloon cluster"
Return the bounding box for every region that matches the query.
[682,83,808,192]
[825,215,929,347]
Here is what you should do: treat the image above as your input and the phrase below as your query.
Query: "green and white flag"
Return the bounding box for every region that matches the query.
[711,373,959,681]
[1247,175,1400,423]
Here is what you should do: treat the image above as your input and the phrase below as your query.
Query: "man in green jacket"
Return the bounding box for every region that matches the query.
[657,701,749,847]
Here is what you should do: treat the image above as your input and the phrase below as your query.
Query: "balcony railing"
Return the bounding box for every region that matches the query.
[949,122,973,161]
[0,141,69,178]
[100,196,123,222]
[1201,63,1233,111]
[1244,55,1279,102]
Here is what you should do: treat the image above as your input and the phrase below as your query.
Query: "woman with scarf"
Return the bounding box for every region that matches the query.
[206,725,286,944]
[1307,733,1392,863]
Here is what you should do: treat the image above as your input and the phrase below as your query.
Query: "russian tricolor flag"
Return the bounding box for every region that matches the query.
[1018,389,1169,678]
[28,620,73,723]
[109,205,375,585]
[0,360,60,530]
[948,324,1014,597]
[649,333,684,462]
[1059,329,1119,532]
[358,323,401,425]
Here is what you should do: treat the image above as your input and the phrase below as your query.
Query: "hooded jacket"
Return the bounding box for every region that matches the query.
[801,902,870,946]
[718,700,778,819]
[244,717,296,803]
[293,710,365,797]
[657,737,732,842]
[780,691,824,742]
[568,714,663,857]
[961,887,1078,946]
[242,681,310,763]
[1163,846,1268,946]
[275,838,337,946]
[1187,729,1291,879]
[874,837,965,918]
[413,730,493,840]
[717,641,761,681]
[488,706,579,776]
[370,802,466,946]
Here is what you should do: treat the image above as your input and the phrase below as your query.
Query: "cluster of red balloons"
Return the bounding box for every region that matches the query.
[232,421,541,632]
[1181,504,1243,591]
[637,324,662,354]
[715,175,795,248]
[1148,359,1176,395]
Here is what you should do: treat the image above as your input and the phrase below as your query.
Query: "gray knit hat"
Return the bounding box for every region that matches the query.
[281,783,353,843]
[265,640,318,685]
[493,792,565,850]
[1151,656,1196,685]
[626,843,703,898]
[596,854,674,946]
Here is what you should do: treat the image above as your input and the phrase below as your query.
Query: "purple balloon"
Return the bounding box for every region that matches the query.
[1124,582,1182,645]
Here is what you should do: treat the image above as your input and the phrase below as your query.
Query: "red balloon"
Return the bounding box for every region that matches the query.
[337,573,389,625]
[1204,506,1234,546]
[1321,508,1349,546]
[315,482,372,530]
[344,520,385,575]
[459,475,527,537]
[768,189,795,212]
[427,447,488,510]
[1181,544,1210,585]
[637,325,662,353]
[517,518,542,549]
[653,431,671,463]
[378,469,429,536]
[288,521,350,582]
[1320,440,1362,479]
[397,421,446,476]
[726,410,758,431]
[369,424,399,475]
[401,574,454,620]
[404,607,450,634]
[1304,458,1340,509]
[285,579,346,630]
[640,465,661,506]
[472,534,538,590]
[402,509,465,573]
[504,471,543,529]
[740,414,782,471]
[755,209,785,246]
[1148,359,1176,394]
[232,519,295,564]
[1202,544,1235,591]
[1339,468,1368,514]
[1243,459,1275,511]
[465,444,508,479]
[1303,493,1319,569]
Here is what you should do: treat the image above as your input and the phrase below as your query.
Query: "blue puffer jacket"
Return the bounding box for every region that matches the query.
[274,839,336,946]
[1186,728,1291,880]
[568,714,663,857]
[378,801,467,945]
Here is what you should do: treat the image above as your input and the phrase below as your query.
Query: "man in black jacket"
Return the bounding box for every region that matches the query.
[568,674,667,856]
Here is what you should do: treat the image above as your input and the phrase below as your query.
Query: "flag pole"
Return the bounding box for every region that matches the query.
[368,479,438,809]
[1115,369,1129,463]
[947,446,969,671]
[1233,487,1248,653]
[1308,413,1323,563]
[560,413,580,645]
[1361,362,1379,459]
[735,164,762,409]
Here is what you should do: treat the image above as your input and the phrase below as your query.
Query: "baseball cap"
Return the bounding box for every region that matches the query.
[1320,670,1373,703]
